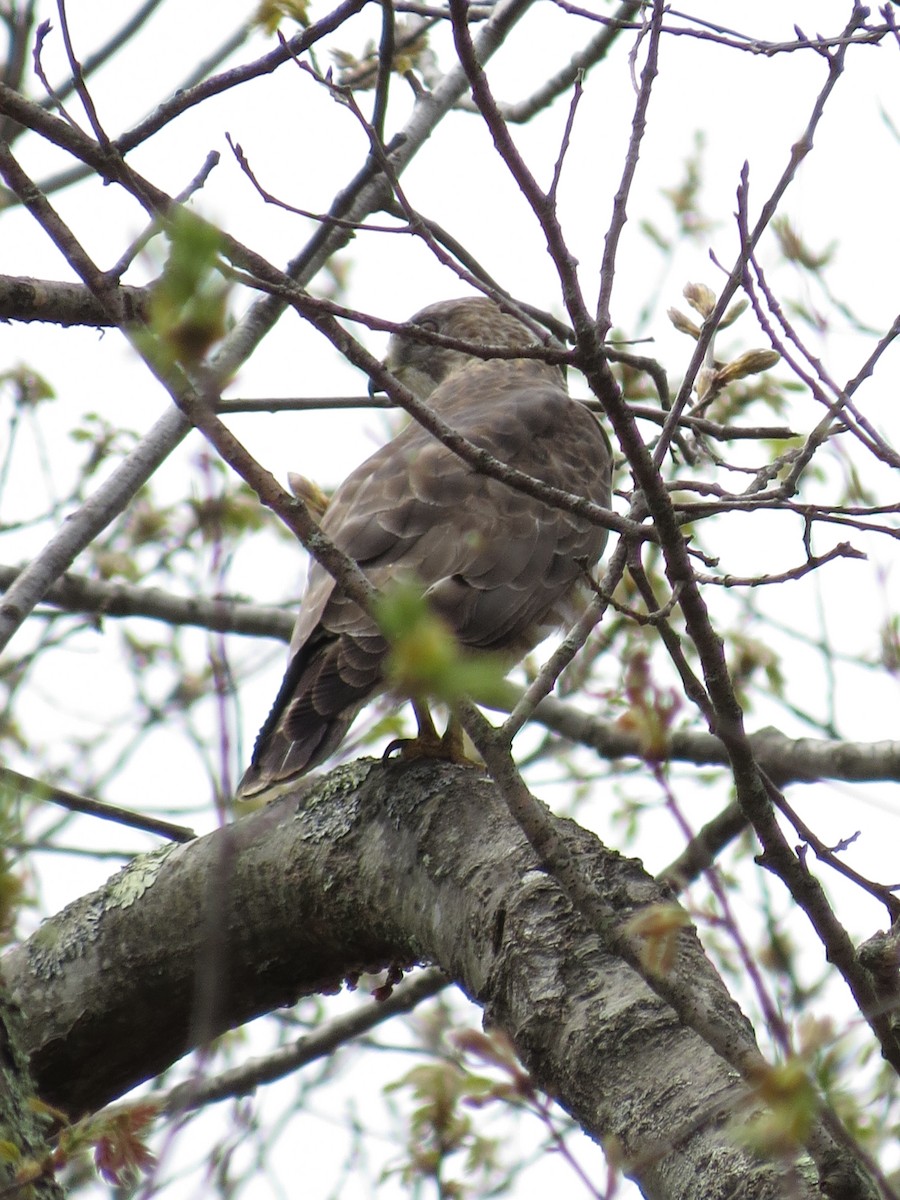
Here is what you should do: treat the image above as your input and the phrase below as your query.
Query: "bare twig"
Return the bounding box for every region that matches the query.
[464,0,642,123]
[0,767,195,843]
[596,0,664,336]
[55,0,110,147]
[31,19,80,130]
[108,150,222,281]
[501,536,629,741]
[738,228,900,476]
[371,0,395,142]
[226,134,406,234]
[771,787,900,920]
[216,391,797,441]
[693,541,866,589]
[547,71,583,206]
[448,0,584,312]
[552,0,891,58]
[151,968,449,1114]
[653,5,868,467]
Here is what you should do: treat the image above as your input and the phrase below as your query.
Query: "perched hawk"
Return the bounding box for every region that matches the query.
[238,297,613,798]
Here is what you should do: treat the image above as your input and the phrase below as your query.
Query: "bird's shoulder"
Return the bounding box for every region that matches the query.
[311,355,611,567]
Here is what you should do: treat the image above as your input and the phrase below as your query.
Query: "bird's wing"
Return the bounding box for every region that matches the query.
[239,359,612,796]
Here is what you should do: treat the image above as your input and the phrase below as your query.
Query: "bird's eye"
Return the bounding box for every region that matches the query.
[416,319,439,333]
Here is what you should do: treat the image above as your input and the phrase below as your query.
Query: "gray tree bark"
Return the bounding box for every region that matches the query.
[2,760,876,1199]
[0,983,66,1199]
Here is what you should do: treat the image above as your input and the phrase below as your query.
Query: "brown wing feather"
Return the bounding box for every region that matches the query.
[238,333,612,798]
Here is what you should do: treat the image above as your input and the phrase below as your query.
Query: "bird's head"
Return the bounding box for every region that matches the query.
[380,296,544,400]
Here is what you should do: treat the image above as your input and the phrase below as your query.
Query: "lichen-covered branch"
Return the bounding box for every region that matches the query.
[3,760,864,1198]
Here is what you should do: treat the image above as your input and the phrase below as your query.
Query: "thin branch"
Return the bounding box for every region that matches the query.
[693,541,866,589]
[371,0,395,142]
[226,134,406,233]
[552,0,891,58]
[0,767,196,843]
[0,563,294,640]
[31,19,80,130]
[108,150,222,282]
[546,70,583,206]
[739,230,900,475]
[466,0,642,123]
[220,394,394,412]
[775,788,900,919]
[217,392,798,441]
[55,0,110,147]
[152,968,449,1115]
[653,5,867,466]
[448,0,584,314]
[625,548,714,722]
[501,533,629,741]
[596,0,664,336]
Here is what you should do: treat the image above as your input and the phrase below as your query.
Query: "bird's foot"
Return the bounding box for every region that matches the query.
[382,723,481,769]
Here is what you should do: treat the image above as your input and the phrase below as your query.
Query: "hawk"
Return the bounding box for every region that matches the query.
[238,297,613,798]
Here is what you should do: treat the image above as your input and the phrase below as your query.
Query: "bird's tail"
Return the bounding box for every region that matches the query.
[236,631,385,801]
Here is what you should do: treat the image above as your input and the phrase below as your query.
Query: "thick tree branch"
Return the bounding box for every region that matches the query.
[3,760,863,1198]
[0,986,65,1200]
[535,697,900,785]
[0,272,149,325]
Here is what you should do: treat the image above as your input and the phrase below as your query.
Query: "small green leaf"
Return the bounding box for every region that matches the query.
[145,210,230,365]
[376,583,508,706]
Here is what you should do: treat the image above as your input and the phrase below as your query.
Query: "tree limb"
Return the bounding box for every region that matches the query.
[0,563,295,640]
[3,760,863,1198]
[0,272,149,325]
